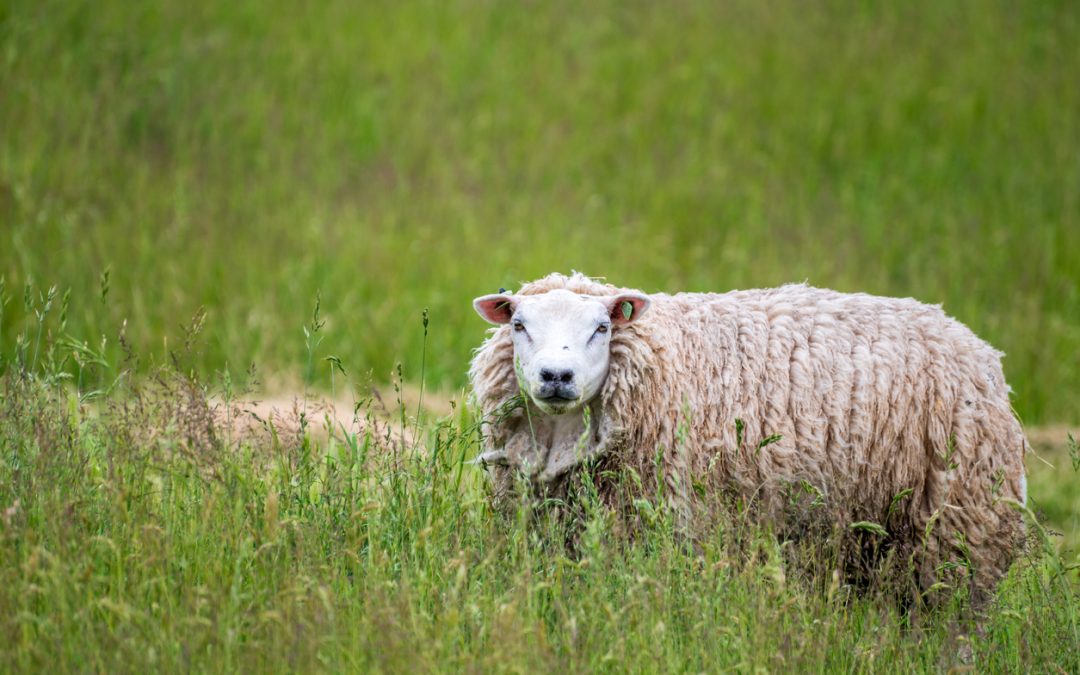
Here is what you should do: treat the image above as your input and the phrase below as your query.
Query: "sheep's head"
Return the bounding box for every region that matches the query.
[473,288,649,416]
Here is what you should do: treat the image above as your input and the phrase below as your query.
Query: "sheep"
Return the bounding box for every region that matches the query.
[469,272,1028,603]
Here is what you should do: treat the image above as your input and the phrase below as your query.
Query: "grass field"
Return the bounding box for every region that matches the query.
[2,0,1079,671]
[3,0,1079,423]
[0,350,1077,672]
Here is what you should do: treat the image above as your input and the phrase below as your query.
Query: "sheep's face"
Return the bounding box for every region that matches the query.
[474,289,649,415]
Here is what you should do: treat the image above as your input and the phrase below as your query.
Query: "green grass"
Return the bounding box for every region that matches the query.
[2,0,1079,422]
[1,345,1078,673]
[0,295,1078,672]
[1028,436,1080,556]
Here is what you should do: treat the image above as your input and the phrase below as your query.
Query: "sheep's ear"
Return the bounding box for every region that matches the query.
[473,294,517,325]
[607,293,650,325]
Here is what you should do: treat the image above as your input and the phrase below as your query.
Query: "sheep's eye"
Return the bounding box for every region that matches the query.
[513,321,526,332]
[595,324,609,334]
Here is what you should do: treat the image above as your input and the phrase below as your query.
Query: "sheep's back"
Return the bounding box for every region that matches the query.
[632,285,1025,525]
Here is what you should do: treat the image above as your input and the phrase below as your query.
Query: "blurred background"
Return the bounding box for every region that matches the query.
[2,0,1078,423]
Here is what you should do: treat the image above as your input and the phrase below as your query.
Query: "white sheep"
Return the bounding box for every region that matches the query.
[470,273,1028,602]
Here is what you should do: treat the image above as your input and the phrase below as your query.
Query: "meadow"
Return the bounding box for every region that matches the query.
[2,0,1079,671]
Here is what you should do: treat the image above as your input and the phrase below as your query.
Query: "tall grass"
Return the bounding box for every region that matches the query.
[0,297,1077,672]
[2,0,1080,422]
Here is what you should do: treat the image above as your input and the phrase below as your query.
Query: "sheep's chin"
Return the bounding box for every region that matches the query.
[531,397,582,416]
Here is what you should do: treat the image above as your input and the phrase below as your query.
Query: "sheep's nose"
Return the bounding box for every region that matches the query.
[540,368,575,384]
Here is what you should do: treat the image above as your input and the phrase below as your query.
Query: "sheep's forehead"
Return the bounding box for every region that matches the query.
[515,290,607,326]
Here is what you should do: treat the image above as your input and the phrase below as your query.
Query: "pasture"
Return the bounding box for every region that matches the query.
[2,0,1078,671]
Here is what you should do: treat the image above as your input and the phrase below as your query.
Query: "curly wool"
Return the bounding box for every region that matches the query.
[469,273,1028,597]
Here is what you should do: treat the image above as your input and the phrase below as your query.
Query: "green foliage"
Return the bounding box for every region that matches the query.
[756,433,783,453]
[0,367,1077,672]
[850,521,889,538]
[888,488,915,518]
[2,0,1080,422]
[0,301,1077,672]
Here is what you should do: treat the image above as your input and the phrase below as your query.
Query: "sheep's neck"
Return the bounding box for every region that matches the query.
[517,404,602,482]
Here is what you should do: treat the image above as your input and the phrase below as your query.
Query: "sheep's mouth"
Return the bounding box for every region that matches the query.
[536,393,577,403]
[532,393,581,414]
